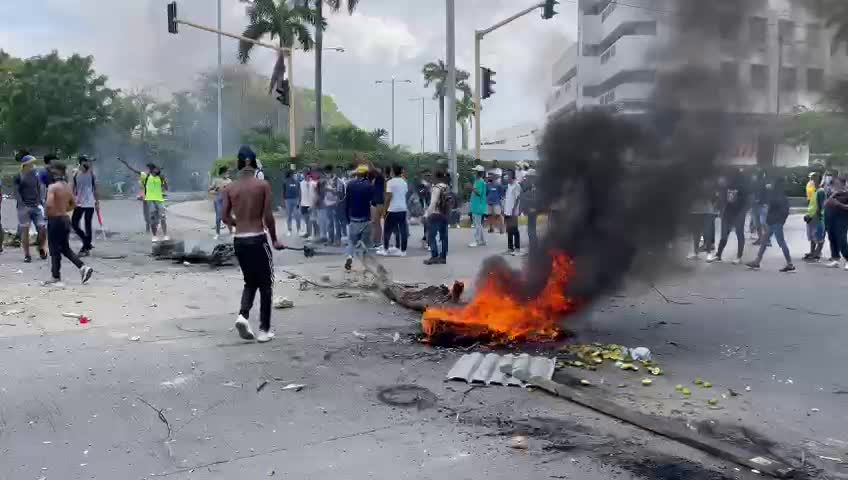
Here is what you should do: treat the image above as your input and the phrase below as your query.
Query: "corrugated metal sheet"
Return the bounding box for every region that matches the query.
[446,353,555,388]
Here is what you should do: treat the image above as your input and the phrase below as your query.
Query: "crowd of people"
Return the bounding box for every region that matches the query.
[0,151,95,286]
[689,168,848,272]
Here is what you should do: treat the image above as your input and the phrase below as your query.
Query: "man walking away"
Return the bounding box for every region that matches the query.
[209,166,233,239]
[803,172,826,261]
[15,155,48,263]
[382,164,409,256]
[344,165,374,271]
[282,170,301,236]
[424,171,451,265]
[469,165,487,248]
[503,171,523,256]
[708,171,749,264]
[823,176,848,269]
[43,162,94,286]
[222,146,284,343]
[746,177,794,272]
[71,155,98,256]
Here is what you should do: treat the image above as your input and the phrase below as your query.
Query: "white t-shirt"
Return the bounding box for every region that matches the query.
[300,179,316,207]
[504,182,522,216]
[386,177,408,213]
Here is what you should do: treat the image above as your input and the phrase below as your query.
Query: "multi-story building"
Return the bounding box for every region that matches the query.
[545,0,847,166]
[475,123,540,163]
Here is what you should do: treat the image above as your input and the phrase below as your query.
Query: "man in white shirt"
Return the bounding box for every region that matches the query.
[299,170,317,238]
[380,165,409,256]
[503,170,524,256]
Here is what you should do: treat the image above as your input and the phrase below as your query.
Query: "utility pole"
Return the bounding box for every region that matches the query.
[410,97,427,153]
[314,0,323,149]
[216,0,223,159]
[474,2,550,161]
[288,50,296,159]
[375,77,412,145]
[446,0,458,193]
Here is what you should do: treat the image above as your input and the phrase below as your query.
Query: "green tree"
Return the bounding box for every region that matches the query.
[456,94,474,151]
[237,0,316,95]
[311,0,360,148]
[422,60,471,154]
[0,51,115,154]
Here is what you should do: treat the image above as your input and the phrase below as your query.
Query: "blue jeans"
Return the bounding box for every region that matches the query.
[346,220,370,258]
[428,214,448,259]
[323,206,343,244]
[755,223,791,265]
[472,213,485,245]
[285,198,301,232]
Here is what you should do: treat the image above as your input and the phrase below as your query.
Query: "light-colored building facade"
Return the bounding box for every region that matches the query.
[547,0,848,121]
[474,123,540,163]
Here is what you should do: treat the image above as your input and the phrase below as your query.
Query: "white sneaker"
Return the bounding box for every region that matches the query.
[687,253,699,260]
[286,231,292,237]
[162,236,170,241]
[80,266,93,285]
[514,249,527,257]
[387,247,402,257]
[152,235,160,243]
[213,234,220,241]
[234,315,255,341]
[844,263,848,271]
[705,254,721,263]
[256,330,275,343]
[731,258,742,265]
[468,242,480,248]
[398,250,407,257]
[826,260,840,268]
[376,247,388,256]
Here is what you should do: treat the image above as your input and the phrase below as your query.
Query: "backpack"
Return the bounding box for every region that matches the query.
[435,185,457,215]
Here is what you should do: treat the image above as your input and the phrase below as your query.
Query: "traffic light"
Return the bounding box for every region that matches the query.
[542,0,559,19]
[276,79,290,106]
[482,67,496,99]
[167,2,178,34]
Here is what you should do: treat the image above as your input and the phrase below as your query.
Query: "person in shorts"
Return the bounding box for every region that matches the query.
[485,175,504,234]
[14,155,48,262]
[120,159,169,241]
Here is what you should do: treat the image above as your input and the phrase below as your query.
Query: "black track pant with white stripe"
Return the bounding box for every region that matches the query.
[234,234,274,332]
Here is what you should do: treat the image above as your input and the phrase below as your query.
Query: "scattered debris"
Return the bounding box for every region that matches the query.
[392,332,401,343]
[446,352,555,387]
[629,347,652,362]
[651,285,693,305]
[129,336,141,342]
[580,379,592,386]
[273,297,294,309]
[282,383,305,392]
[642,379,653,386]
[509,435,529,450]
[257,380,269,393]
[1,309,23,316]
[352,330,367,340]
[175,324,207,334]
[376,384,437,410]
[708,399,719,406]
[221,381,242,389]
[136,396,172,439]
[335,291,354,299]
[810,408,820,413]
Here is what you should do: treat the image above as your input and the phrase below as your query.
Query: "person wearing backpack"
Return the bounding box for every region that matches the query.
[424,171,451,265]
[70,155,98,256]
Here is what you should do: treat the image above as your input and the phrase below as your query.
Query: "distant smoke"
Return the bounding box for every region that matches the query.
[476,0,760,305]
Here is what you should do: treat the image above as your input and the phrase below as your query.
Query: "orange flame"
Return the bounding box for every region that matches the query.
[422,252,577,344]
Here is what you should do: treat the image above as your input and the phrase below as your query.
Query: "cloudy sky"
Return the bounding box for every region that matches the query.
[0,0,576,151]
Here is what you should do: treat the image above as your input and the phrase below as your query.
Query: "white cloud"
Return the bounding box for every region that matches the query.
[325,13,422,66]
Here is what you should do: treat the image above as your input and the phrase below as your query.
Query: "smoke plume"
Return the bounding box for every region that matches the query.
[480,0,762,305]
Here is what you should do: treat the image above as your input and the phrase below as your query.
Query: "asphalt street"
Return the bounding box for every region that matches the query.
[0,199,846,480]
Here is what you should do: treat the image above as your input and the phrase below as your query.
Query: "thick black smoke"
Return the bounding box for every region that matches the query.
[484,0,762,304]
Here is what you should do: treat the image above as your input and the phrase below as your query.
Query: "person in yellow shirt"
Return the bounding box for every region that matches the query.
[806,172,817,202]
[120,159,169,241]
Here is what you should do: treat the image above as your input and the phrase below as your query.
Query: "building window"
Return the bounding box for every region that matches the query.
[778,20,795,42]
[751,64,768,90]
[600,90,616,105]
[601,1,617,22]
[749,17,767,45]
[808,68,824,91]
[719,15,738,41]
[780,67,797,91]
[807,23,821,48]
[721,62,738,85]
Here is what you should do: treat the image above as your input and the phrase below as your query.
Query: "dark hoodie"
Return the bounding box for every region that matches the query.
[765,181,789,226]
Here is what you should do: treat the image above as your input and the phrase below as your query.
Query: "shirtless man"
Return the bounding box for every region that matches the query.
[43,161,94,286]
[222,146,284,343]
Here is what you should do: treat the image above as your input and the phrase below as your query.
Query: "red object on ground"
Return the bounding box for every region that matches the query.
[79,316,90,325]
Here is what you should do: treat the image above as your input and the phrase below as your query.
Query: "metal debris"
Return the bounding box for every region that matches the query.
[446,353,555,388]
[282,383,305,392]
[273,297,294,309]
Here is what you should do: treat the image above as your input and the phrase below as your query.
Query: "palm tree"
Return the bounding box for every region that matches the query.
[237,0,316,135]
[456,94,474,151]
[312,0,360,148]
[422,59,471,154]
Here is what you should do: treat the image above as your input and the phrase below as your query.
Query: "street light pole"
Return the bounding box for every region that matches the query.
[410,97,427,153]
[216,0,223,159]
[446,0,458,193]
[375,77,412,145]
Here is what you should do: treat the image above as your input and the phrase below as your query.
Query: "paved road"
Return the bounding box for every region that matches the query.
[0,200,846,479]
